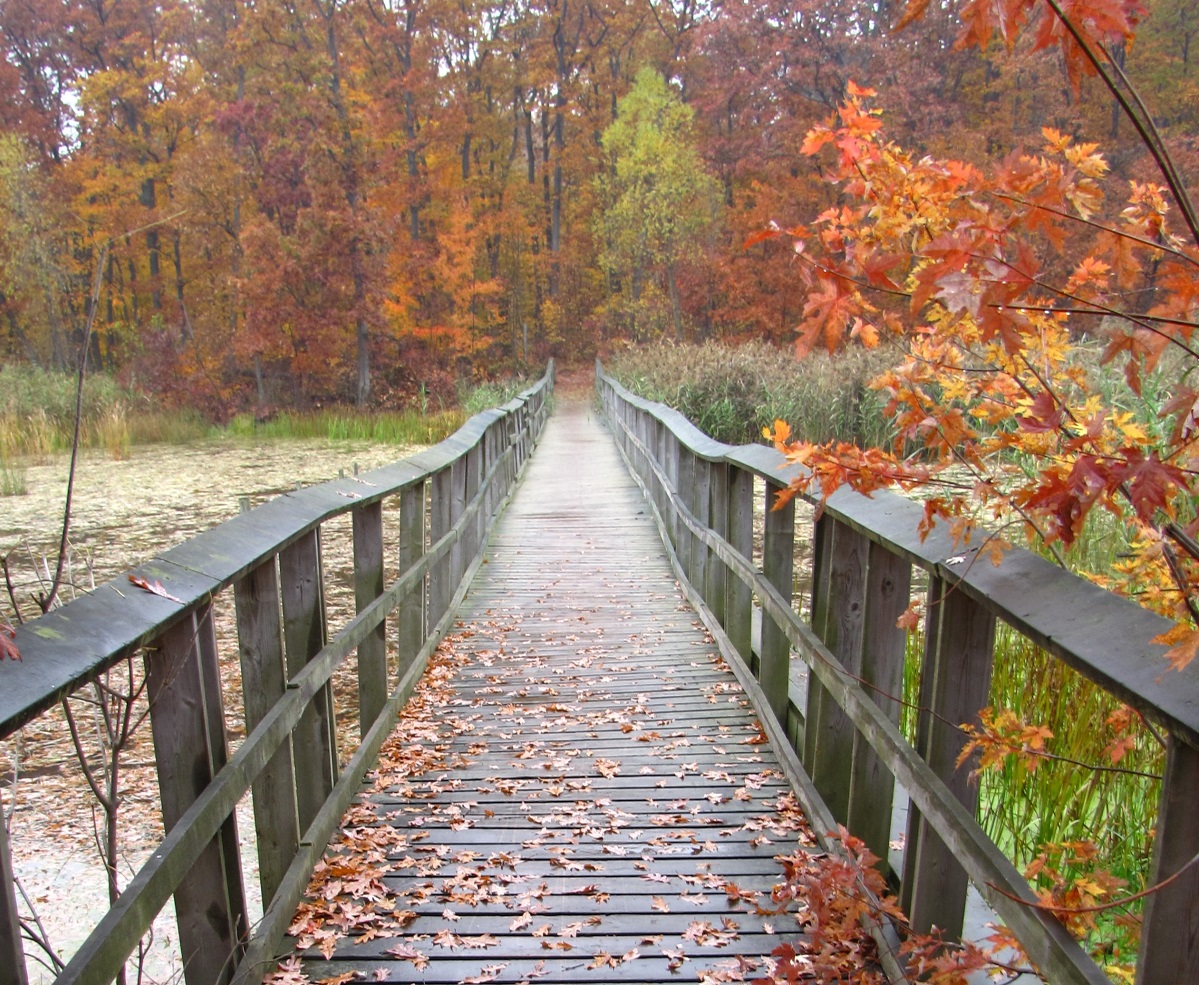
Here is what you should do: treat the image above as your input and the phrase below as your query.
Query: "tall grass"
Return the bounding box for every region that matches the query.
[606,340,898,447]
[224,407,467,445]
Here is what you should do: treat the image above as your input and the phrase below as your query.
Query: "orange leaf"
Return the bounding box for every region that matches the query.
[128,574,184,604]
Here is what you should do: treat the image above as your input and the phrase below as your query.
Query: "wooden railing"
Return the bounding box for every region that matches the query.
[597,361,1199,985]
[0,363,553,985]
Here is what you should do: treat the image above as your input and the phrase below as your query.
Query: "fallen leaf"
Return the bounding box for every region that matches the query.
[128,574,184,603]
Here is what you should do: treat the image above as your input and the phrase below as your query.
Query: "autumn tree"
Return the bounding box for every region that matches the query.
[596,67,719,340]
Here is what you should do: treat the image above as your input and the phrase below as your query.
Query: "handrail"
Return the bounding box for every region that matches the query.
[0,362,554,985]
[596,359,1199,985]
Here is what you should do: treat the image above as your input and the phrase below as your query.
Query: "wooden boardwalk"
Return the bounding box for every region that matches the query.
[281,398,829,984]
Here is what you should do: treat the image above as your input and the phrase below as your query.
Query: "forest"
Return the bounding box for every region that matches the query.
[2,0,1196,414]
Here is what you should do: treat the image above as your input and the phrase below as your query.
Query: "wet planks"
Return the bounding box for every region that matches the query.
[288,398,817,984]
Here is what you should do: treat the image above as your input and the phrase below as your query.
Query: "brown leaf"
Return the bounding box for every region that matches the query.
[463,964,508,983]
[128,574,184,604]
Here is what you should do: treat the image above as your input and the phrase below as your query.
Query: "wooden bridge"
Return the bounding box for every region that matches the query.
[1,362,1197,985]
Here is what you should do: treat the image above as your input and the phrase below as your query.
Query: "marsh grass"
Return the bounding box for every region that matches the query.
[225,408,467,445]
[606,340,898,446]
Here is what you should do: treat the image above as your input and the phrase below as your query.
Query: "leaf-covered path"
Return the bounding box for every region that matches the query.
[272,397,871,984]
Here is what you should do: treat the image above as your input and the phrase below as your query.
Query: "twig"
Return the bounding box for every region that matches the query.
[39,244,108,614]
[989,846,1199,915]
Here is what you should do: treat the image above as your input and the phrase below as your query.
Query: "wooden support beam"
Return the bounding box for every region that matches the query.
[707,463,729,627]
[398,482,427,681]
[0,807,27,985]
[1137,736,1199,985]
[428,468,453,627]
[146,607,247,985]
[761,482,795,722]
[847,542,911,875]
[725,468,754,668]
[280,530,336,833]
[234,557,299,907]
[904,581,996,938]
[691,458,712,599]
[352,501,386,733]
[804,514,836,769]
[807,520,869,825]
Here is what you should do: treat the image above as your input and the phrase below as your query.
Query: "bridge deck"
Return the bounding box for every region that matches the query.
[280,398,843,983]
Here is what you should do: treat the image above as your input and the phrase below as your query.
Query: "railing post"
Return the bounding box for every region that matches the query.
[676,448,695,575]
[0,811,27,985]
[280,529,337,832]
[398,481,427,677]
[804,513,836,767]
[352,500,386,732]
[234,557,299,907]
[847,542,911,873]
[726,467,754,667]
[902,577,996,938]
[690,457,711,596]
[146,607,247,985]
[466,440,483,559]
[1137,736,1199,985]
[707,462,729,627]
[449,456,468,589]
[761,480,795,722]
[806,519,869,824]
[428,466,453,627]
[664,435,682,555]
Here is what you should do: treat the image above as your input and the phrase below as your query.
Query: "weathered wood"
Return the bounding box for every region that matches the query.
[0,813,26,985]
[449,456,468,589]
[280,529,337,833]
[1137,736,1199,985]
[146,608,246,985]
[353,500,387,732]
[807,520,869,824]
[803,513,836,769]
[905,583,996,939]
[397,482,426,680]
[847,542,910,874]
[706,462,729,626]
[725,467,754,667]
[234,557,299,907]
[761,481,795,722]
[691,456,712,599]
[901,575,944,915]
[428,467,453,628]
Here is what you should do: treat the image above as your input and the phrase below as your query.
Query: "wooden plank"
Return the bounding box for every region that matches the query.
[847,542,910,874]
[807,520,868,824]
[397,482,427,681]
[234,556,299,908]
[284,398,831,985]
[905,583,996,939]
[280,529,337,833]
[1137,736,1199,985]
[725,467,754,668]
[353,500,387,732]
[761,481,794,722]
[146,608,246,985]
[0,814,27,985]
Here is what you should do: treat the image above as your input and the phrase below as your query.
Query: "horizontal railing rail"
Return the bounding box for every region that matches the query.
[597,360,1198,985]
[0,362,554,985]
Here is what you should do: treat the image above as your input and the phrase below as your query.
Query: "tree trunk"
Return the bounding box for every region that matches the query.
[667,263,683,340]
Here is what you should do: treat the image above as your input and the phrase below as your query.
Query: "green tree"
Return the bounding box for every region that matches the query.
[597,67,719,340]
